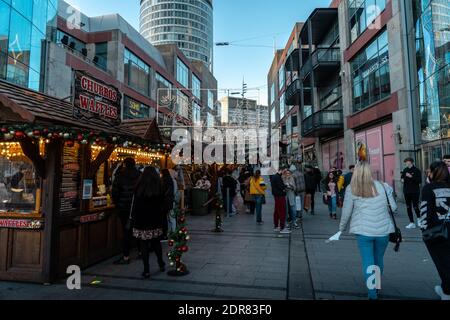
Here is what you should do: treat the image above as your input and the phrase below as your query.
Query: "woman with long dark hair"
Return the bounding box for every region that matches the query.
[132,166,166,279]
[420,162,450,300]
[324,171,339,219]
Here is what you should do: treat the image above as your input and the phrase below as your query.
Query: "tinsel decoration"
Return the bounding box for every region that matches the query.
[167,207,190,276]
[212,193,224,233]
[0,124,173,153]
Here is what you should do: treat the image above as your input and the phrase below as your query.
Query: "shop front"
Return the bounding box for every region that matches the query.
[321,137,345,172]
[0,74,170,283]
[354,121,395,188]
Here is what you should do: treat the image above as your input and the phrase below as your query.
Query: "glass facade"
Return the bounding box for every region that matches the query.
[349,0,387,43]
[207,89,214,109]
[270,83,275,105]
[155,72,172,102]
[124,48,151,96]
[351,29,390,113]
[0,0,57,91]
[176,57,189,88]
[413,0,450,142]
[278,66,285,91]
[193,102,201,125]
[56,29,86,52]
[176,90,190,119]
[140,0,213,67]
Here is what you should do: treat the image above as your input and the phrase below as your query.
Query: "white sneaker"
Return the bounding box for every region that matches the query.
[280,228,291,234]
[273,227,280,232]
[405,223,416,229]
[435,285,450,300]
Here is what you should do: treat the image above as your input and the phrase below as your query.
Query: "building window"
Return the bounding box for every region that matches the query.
[124,48,151,96]
[207,112,214,127]
[270,107,276,126]
[279,66,285,91]
[207,90,214,109]
[56,30,86,52]
[351,29,390,113]
[155,72,172,102]
[280,93,286,119]
[193,102,201,125]
[123,96,152,120]
[95,42,108,71]
[176,91,190,119]
[176,57,189,88]
[270,83,275,105]
[192,74,201,99]
[349,0,386,43]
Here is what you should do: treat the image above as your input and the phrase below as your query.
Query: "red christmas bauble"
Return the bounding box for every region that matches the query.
[33,130,41,136]
[1,128,8,134]
[66,140,75,147]
[168,240,174,247]
[77,134,83,141]
[14,131,25,139]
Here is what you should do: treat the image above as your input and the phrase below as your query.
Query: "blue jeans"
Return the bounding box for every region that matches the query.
[356,235,390,300]
[328,195,337,214]
[253,195,263,223]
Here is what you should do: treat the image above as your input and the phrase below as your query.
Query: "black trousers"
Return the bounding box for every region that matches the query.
[141,238,164,273]
[306,190,315,211]
[425,234,450,295]
[119,213,133,257]
[404,193,421,223]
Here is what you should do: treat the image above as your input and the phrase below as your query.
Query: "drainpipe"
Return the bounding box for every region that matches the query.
[402,0,418,163]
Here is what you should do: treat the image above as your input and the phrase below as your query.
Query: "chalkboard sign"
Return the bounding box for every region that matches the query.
[60,143,81,213]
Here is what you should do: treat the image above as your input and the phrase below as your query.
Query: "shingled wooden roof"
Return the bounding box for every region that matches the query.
[119,118,169,144]
[0,80,145,140]
[0,80,171,144]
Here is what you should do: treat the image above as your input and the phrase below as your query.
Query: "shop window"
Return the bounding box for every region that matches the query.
[0,141,44,215]
[123,96,151,120]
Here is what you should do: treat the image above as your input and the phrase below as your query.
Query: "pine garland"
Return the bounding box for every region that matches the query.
[167,207,190,276]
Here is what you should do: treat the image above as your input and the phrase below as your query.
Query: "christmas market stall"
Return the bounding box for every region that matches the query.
[0,76,171,283]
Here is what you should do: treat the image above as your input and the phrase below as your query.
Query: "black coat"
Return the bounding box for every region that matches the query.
[132,194,165,231]
[270,173,286,197]
[161,175,175,212]
[222,176,237,197]
[401,166,422,194]
[112,167,141,216]
[305,172,316,192]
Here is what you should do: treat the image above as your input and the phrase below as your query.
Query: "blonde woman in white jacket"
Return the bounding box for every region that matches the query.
[339,162,396,300]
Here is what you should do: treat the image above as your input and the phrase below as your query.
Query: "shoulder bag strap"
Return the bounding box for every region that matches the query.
[129,195,135,220]
[381,183,399,231]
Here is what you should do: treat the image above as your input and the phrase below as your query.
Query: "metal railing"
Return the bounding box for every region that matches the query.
[302,107,343,135]
[300,47,341,80]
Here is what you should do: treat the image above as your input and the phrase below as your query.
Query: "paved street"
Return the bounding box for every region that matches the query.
[0,192,441,300]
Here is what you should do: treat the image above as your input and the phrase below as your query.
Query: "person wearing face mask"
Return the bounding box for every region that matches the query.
[401,157,422,229]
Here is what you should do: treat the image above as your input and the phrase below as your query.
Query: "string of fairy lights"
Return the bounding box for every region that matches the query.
[91,145,164,165]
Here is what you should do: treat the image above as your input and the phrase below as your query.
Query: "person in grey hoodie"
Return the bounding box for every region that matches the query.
[339,162,396,300]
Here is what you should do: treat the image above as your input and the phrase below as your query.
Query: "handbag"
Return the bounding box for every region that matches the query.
[422,210,449,243]
[304,194,311,210]
[125,196,135,231]
[323,194,330,205]
[382,184,402,252]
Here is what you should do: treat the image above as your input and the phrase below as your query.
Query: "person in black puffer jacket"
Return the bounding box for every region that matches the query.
[112,158,141,265]
[401,157,422,229]
[420,161,450,300]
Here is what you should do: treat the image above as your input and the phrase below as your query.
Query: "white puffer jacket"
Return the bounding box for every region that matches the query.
[339,181,396,237]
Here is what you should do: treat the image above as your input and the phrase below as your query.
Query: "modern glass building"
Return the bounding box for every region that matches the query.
[0,0,57,91]
[413,0,450,144]
[139,0,213,69]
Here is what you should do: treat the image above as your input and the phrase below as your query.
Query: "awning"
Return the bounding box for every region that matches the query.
[119,118,169,145]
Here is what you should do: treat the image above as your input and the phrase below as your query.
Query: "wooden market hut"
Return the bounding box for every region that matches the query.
[0,79,167,283]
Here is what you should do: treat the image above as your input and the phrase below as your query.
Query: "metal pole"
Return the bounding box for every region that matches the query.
[226,188,230,217]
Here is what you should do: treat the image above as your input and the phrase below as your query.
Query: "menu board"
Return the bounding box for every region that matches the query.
[60,143,81,213]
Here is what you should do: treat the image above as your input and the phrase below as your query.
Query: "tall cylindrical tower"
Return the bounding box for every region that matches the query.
[139,0,213,69]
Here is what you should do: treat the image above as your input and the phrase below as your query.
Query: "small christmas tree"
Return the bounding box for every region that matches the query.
[167,207,189,276]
